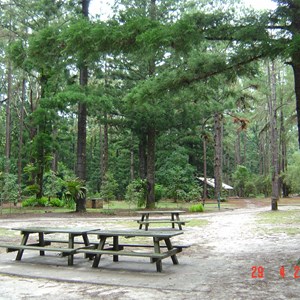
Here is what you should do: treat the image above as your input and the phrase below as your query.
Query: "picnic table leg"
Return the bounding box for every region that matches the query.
[82,233,90,247]
[16,233,29,261]
[81,233,91,259]
[175,213,183,230]
[68,234,75,266]
[92,236,106,268]
[139,214,145,230]
[171,213,175,229]
[38,232,45,256]
[164,238,179,265]
[145,213,150,231]
[113,236,119,262]
[153,237,162,272]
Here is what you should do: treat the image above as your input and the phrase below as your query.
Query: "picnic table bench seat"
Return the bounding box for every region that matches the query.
[43,239,99,246]
[0,244,76,257]
[136,220,187,225]
[109,243,190,251]
[76,248,171,260]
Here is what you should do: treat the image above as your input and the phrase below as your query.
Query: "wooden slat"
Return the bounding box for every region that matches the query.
[137,220,186,224]
[0,244,76,256]
[109,243,190,249]
[44,239,98,246]
[77,248,168,259]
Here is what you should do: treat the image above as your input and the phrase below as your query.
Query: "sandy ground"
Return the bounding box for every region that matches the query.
[0,199,300,299]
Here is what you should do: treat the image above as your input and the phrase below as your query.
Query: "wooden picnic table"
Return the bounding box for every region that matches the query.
[136,210,186,231]
[78,229,184,272]
[0,227,100,266]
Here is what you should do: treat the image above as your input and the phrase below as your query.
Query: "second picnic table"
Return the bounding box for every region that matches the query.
[78,229,184,272]
[136,210,186,231]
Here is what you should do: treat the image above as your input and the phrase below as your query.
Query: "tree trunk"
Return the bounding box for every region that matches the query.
[52,128,58,173]
[75,0,90,212]
[146,127,155,208]
[235,130,241,167]
[279,72,289,197]
[202,134,208,204]
[101,119,109,181]
[18,78,26,202]
[268,61,279,210]
[214,113,223,200]
[138,134,147,179]
[5,61,12,174]
[130,135,135,181]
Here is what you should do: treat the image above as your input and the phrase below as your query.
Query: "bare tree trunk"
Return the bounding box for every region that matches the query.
[202,134,208,204]
[18,78,26,203]
[278,72,289,197]
[235,130,241,167]
[138,134,147,179]
[101,119,109,181]
[242,131,247,165]
[5,61,12,174]
[268,61,279,210]
[75,0,90,212]
[146,127,156,208]
[130,135,135,181]
[214,113,223,200]
[52,128,58,173]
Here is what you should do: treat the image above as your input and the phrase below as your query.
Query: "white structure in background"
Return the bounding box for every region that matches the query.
[197,177,234,191]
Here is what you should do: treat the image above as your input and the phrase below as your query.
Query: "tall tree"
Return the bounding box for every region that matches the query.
[75,0,90,212]
[268,61,279,210]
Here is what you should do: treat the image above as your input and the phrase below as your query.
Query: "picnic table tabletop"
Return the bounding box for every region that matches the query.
[11,227,100,234]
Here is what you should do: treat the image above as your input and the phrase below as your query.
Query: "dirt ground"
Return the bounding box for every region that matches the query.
[0,198,300,300]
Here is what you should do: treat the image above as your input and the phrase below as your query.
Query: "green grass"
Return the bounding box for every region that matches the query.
[256,210,300,236]
[0,207,72,215]
[0,199,238,216]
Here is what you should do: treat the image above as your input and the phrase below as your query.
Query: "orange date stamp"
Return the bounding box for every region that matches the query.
[251,265,300,279]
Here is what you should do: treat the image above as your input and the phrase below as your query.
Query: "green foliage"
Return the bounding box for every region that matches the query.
[24,184,40,196]
[22,197,48,207]
[22,196,63,207]
[125,179,147,208]
[156,147,200,201]
[48,198,64,207]
[0,173,19,204]
[189,203,204,212]
[253,175,271,197]
[232,165,254,197]
[100,172,118,202]
[284,152,300,194]
[155,184,165,202]
[43,171,65,198]
[63,178,86,209]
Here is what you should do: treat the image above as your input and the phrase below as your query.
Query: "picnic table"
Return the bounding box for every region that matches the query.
[0,227,99,266]
[136,210,186,230]
[77,229,184,272]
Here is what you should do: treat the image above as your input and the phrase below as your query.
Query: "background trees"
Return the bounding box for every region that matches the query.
[0,0,299,211]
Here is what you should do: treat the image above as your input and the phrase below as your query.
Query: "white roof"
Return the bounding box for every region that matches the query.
[197,177,234,190]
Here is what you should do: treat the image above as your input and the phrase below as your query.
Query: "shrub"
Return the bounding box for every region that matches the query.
[22,197,48,207]
[48,198,64,207]
[125,179,147,208]
[100,172,118,202]
[0,173,19,204]
[189,203,204,212]
[155,184,165,202]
